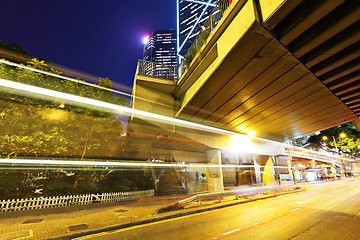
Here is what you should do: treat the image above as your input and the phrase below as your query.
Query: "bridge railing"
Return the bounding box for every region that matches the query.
[286,145,355,165]
[181,0,232,71]
[137,59,178,80]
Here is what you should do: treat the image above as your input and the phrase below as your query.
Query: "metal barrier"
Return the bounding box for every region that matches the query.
[137,59,177,80]
[181,0,231,69]
[156,185,300,213]
[0,189,155,212]
[286,145,355,164]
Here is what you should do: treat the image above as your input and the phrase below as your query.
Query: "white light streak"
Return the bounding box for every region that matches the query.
[183,0,216,7]
[0,63,355,164]
[0,59,132,99]
[177,0,180,63]
[178,0,214,54]
[0,77,354,163]
[223,228,241,235]
[0,158,291,169]
[0,78,235,136]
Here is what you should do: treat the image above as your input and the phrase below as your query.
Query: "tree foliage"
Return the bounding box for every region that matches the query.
[0,58,155,199]
[0,58,127,159]
[331,138,360,158]
[307,123,360,158]
[0,39,33,57]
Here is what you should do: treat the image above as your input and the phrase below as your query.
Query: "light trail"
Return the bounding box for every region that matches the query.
[0,158,291,169]
[0,77,354,163]
[0,61,355,164]
[0,59,172,109]
[0,59,132,98]
[183,0,216,7]
[223,228,241,235]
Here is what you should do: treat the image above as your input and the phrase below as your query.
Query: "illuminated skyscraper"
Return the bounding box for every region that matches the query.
[177,0,216,59]
[143,30,177,66]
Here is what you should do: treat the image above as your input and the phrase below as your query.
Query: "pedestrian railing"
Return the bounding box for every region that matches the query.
[0,189,154,212]
[137,59,177,80]
[181,0,233,70]
[156,185,301,213]
[286,145,354,164]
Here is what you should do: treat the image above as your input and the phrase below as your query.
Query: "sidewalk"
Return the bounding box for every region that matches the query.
[0,195,185,240]
[0,185,305,240]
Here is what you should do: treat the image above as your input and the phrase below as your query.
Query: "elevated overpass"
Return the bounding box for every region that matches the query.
[175,0,360,141]
[130,0,360,190]
[0,57,356,195]
[133,0,360,142]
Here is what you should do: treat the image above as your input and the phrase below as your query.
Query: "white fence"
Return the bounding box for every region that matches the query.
[0,189,154,213]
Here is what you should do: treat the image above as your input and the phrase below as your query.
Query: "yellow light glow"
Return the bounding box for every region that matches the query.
[248,129,255,137]
[237,124,246,131]
[59,104,65,108]
[228,134,255,153]
[340,133,346,138]
[322,136,328,140]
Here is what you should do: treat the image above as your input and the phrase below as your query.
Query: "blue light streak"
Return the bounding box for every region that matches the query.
[177,0,215,57]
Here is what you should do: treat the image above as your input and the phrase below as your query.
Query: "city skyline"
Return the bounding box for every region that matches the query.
[143,30,177,67]
[0,0,176,87]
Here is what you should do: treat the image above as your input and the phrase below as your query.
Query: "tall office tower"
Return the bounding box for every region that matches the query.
[143,30,178,66]
[177,0,216,59]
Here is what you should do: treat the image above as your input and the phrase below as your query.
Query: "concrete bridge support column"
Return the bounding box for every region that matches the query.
[331,163,336,176]
[311,156,316,169]
[262,156,275,186]
[287,153,295,183]
[253,156,262,185]
[206,149,224,192]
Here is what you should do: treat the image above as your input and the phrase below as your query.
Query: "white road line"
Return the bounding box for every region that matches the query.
[291,208,300,212]
[294,200,309,204]
[223,228,241,235]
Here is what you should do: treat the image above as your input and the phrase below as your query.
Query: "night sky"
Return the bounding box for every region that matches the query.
[0,0,176,88]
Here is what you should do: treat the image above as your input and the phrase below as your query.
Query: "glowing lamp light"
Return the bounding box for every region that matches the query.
[247,129,256,137]
[340,133,346,138]
[228,134,255,153]
[143,34,150,44]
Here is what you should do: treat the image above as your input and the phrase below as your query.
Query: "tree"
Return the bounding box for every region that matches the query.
[0,58,136,198]
[331,137,360,158]
[307,123,360,157]
[0,58,127,158]
[0,40,33,57]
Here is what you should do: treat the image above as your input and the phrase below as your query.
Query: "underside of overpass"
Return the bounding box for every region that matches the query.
[171,0,360,142]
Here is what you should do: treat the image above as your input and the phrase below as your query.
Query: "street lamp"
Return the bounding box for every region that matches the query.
[322,135,337,151]
[247,129,256,137]
[322,133,346,153]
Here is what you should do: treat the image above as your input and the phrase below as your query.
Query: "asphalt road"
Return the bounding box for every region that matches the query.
[78,179,360,240]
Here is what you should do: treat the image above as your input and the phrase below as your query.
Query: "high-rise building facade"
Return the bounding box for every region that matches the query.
[143,30,177,66]
[177,0,216,58]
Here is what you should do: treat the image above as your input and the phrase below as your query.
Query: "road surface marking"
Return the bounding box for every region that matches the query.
[75,190,306,240]
[291,208,300,211]
[223,228,241,235]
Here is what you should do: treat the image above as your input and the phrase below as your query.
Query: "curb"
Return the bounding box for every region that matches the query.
[47,188,305,240]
